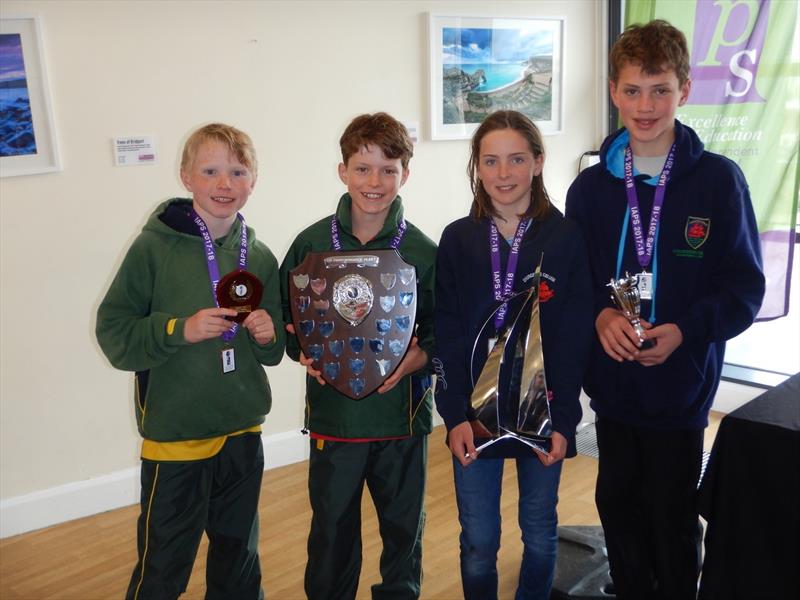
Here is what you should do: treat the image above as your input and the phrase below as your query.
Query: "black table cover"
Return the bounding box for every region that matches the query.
[698,372,800,600]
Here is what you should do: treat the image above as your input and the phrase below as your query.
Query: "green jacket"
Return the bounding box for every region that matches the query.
[96,198,285,442]
[279,195,436,439]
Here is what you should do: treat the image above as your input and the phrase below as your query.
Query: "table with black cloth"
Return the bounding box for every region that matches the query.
[698,372,800,600]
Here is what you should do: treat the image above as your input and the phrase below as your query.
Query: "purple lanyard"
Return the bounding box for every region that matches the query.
[490,218,530,330]
[623,143,675,269]
[330,215,407,251]
[190,210,248,342]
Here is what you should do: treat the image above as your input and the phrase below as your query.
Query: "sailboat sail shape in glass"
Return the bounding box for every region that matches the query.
[469,257,552,455]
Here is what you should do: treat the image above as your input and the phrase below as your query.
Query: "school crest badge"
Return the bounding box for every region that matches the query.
[685,217,711,249]
[539,281,554,303]
[289,250,417,400]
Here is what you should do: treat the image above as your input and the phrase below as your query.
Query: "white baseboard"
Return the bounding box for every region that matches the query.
[0,466,142,540]
[262,428,311,470]
[1,381,760,540]
[711,379,762,414]
[0,429,309,539]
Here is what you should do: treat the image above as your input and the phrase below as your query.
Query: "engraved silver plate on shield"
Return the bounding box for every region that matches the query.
[325,255,380,269]
[332,274,374,326]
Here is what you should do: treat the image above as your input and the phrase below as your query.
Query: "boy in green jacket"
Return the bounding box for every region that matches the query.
[279,112,436,599]
[96,123,285,599]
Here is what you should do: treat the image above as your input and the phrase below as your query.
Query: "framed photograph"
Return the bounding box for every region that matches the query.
[429,14,564,140]
[1,16,60,177]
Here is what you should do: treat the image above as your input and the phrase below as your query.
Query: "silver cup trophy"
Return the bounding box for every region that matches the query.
[607,272,648,345]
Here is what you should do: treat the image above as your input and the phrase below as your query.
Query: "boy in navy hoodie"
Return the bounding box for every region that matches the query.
[565,20,764,600]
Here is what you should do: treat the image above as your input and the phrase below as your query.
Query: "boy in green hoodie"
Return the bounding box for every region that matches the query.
[97,123,285,599]
[279,112,436,599]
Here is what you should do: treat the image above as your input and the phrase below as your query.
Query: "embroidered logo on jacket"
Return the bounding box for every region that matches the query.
[523,271,555,302]
[685,217,711,249]
[539,281,554,302]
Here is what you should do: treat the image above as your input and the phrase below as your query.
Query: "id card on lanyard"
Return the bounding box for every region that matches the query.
[191,210,248,373]
[616,143,675,321]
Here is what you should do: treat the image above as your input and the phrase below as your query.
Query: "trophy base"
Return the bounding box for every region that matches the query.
[475,432,550,456]
[225,305,253,324]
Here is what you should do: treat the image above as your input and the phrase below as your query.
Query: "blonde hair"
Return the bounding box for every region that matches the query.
[181,123,257,178]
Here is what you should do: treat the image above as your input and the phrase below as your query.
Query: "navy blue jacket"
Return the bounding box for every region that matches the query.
[565,122,765,430]
[434,206,593,458]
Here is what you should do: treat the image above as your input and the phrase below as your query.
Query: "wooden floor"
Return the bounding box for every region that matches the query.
[0,414,722,600]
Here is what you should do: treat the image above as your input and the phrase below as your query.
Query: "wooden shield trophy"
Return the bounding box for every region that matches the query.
[289,250,417,399]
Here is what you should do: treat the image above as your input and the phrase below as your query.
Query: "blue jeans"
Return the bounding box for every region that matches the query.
[453,456,562,600]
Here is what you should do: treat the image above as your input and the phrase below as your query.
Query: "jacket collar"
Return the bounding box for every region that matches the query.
[334,193,405,244]
[601,120,705,186]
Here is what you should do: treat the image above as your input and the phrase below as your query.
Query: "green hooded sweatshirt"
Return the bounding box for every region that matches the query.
[96,199,285,441]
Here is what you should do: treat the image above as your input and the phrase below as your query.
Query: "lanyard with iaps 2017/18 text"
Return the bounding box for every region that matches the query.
[490,217,531,331]
[191,210,248,343]
[191,210,249,373]
[190,210,252,374]
[615,143,676,323]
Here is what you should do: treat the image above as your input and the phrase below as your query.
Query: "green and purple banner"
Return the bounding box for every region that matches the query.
[626,0,799,319]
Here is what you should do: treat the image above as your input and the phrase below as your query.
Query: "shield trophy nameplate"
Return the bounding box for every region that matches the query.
[469,256,552,455]
[289,250,417,399]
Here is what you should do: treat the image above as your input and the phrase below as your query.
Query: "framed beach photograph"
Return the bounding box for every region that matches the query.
[429,14,564,140]
[0,16,60,177]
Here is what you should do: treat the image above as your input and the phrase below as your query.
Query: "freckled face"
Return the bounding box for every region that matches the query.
[338,145,408,221]
[181,140,255,233]
[610,63,691,156]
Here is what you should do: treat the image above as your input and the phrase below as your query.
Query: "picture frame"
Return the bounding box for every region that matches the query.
[1,16,60,177]
[428,13,564,141]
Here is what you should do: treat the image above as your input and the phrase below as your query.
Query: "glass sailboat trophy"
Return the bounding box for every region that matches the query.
[469,257,552,455]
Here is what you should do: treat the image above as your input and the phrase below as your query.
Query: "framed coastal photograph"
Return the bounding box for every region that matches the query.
[429,14,564,140]
[0,16,60,177]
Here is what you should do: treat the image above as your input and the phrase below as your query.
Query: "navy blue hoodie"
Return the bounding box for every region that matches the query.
[434,206,594,458]
[565,121,765,430]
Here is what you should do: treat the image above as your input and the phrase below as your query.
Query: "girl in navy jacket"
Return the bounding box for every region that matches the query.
[434,110,593,600]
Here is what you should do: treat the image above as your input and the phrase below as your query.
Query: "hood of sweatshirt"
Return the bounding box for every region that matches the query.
[600,120,706,186]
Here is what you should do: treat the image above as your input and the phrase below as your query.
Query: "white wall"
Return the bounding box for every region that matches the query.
[0,0,606,535]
